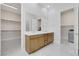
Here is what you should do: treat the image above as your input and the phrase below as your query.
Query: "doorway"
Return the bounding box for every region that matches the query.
[61,8,74,44]
[60,8,76,55]
[1,3,21,56]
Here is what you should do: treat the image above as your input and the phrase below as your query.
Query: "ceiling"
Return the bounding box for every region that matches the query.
[1,3,74,15]
[1,3,21,15]
[38,3,74,12]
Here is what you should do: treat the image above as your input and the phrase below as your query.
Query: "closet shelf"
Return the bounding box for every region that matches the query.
[1,19,21,23]
[1,30,21,31]
[1,37,21,41]
[1,7,21,44]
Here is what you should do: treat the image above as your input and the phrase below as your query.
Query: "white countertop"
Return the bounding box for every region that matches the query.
[25,31,53,36]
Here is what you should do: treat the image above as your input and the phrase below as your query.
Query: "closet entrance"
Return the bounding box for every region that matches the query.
[61,8,74,44]
[1,3,21,55]
[60,8,76,55]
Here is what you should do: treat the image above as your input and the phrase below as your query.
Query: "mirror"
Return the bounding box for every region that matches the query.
[25,13,42,31]
[37,19,41,31]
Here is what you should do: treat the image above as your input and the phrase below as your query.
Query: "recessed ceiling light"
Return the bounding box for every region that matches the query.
[2,4,17,10]
[47,5,50,8]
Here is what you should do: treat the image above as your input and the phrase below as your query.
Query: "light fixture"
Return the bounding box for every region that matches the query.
[2,4,17,10]
[47,5,50,8]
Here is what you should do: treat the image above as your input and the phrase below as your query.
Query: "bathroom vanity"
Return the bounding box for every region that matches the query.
[25,31,54,54]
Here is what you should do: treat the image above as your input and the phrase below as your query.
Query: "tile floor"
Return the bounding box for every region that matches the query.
[1,39,21,56]
[1,39,77,56]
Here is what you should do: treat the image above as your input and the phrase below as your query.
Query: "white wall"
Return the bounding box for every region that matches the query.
[48,9,61,44]
[61,9,74,26]
[0,4,1,55]
[25,13,38,31]
[21,4,26,51]
[22,3,42,17]
[0,19,1,55]
[73,4,78,55]
[37,5,61,45]
[78,4,79,50]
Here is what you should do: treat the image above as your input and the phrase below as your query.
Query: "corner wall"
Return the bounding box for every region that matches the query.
[41,8,61,45]
[48,10,61,45]
[0,4,1,56]
[73,4,78,55]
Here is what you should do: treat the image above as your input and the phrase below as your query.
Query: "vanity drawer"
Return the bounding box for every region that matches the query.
[48,33,53,36]
[30,34,43,38]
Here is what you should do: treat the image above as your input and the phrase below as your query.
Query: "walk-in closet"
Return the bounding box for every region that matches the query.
[1,3,21,55]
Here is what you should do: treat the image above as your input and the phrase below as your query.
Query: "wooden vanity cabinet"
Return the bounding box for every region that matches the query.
[25,34,44,53]
[25,32,54,54]
[25,37,36,53]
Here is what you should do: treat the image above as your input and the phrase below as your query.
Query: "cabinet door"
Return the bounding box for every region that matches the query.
[25,37,31,53]
[48,33,54,43]
[38,36,44,48]
[44,34,48,45]
[48,36,53,43]
[30,38,38,52]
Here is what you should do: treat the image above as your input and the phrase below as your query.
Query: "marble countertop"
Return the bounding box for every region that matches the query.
[25,31,53,36]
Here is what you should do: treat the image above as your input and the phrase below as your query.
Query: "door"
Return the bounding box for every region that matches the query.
[38,36,44,48]
[44,34,48,45]
[48,33,54,43]
[30,38,38,52]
